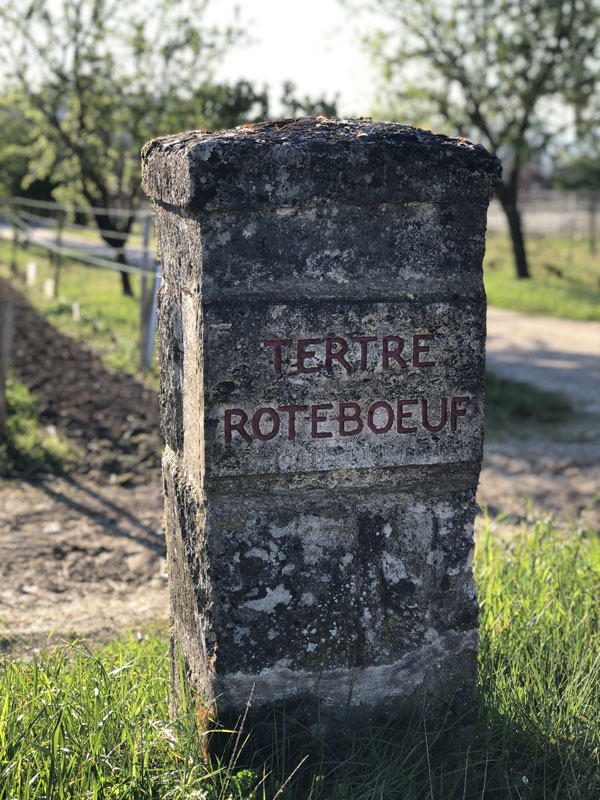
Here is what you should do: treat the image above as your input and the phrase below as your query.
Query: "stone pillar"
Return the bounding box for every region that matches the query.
[142,118,501,724]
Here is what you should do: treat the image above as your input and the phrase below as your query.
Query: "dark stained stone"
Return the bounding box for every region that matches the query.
[142,117,501,724]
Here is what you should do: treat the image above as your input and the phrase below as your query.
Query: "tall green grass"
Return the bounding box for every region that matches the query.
[2,516,599,798]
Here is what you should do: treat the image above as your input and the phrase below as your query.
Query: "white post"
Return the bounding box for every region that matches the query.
[26,261,37,286]
[44,277,56,299]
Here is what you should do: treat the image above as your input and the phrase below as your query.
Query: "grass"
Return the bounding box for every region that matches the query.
[484,231,600,321]
[0,377,79,477]
[0,240,159,385]
[1,516,599,799]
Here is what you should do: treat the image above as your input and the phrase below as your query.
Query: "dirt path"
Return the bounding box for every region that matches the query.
[1,283,598,647]
[486,308,600,414]
[479,307,600,526]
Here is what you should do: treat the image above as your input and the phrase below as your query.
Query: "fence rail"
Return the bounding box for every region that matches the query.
[2,189,598,372]
[0,196,160,369]
[488,190,598,250]
[1,195,153,219]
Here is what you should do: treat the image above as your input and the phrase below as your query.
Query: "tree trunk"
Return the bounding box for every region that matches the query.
[497,182,530,279]
[117,254,134,297]
[92,212,135,297]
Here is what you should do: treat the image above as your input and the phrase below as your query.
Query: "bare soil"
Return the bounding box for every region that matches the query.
[0,283,598,648]
[482,307,600,527]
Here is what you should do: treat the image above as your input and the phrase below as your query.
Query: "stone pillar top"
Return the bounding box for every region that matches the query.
[141,117,501,212]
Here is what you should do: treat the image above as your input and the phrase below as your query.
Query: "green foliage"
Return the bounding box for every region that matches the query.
[553,156,600,190]
[0,630,232,799]
[0,94,55,200]
[484,231,600,320]
[358,0,600,278]
[363,0,598,161]
[2,518,600,797]
[279,81,339,119]
[0,377,78,476]
[0,0,268,293]
[485,371,572,440]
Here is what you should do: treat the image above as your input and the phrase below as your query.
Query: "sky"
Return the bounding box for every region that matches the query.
[205,0,381,118]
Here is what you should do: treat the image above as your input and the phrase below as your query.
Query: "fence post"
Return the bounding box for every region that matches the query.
[589,193,597,255]
[10,217,20,277]
[139,215,153,369]
[0,293,14,439]
[52,208,66,298]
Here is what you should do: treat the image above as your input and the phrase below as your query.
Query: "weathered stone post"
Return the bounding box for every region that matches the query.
[142,118,501,724]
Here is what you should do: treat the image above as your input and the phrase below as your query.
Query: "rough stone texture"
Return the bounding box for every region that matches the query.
[142,117,501,723]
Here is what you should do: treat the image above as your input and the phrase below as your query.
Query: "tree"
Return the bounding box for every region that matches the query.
[280,81,339,119]
[553,94,600,190]
[354,0,600,278]
[0,0,268,295]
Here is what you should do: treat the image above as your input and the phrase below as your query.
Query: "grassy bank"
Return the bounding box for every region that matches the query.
[1,516,599,799]
[484,232,600,321]
[0,377,79,477]
[0,240,158,384]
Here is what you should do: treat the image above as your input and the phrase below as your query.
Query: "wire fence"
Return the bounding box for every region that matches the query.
[0,196,161,369]
[1,189,598,377]
[488,190,599,251]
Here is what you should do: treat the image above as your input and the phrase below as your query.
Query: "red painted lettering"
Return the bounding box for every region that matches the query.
[339,402,363,436]
[311,403,333,438]
[367,401,394,434]
[264,339,292,375]
[278,404,307,440]
[397,399,418,433]
[383,336,407,369]
[325,337,352,373]
[224,409,252,443]
[297,338,321,374]
[450,396,469,431]
[422,397,447,432]
[251,408,280,441]
[352,336,378,369]
[413,334,435,367]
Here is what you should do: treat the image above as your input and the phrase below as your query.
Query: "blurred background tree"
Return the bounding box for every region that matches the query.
[553,96,600,190]
[279,80,339,119]
[355,0,600,279]
[0,0,337,295]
